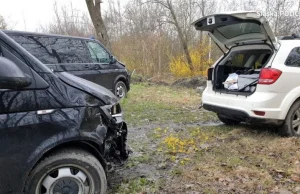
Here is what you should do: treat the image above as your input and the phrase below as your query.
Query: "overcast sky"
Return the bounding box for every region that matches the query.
[0,0,127,31]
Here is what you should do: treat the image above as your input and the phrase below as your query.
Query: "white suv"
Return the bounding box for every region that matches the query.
[193,11,300,136]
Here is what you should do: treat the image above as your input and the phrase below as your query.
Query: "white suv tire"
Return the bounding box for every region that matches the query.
[280,100,300,137]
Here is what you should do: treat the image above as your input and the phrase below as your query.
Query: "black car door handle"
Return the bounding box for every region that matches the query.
[83,64,100,70]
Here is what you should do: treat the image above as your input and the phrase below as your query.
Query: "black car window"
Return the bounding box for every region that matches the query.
[9,35,58,64]
[285,47,300,67]
[51,38,93,63]
[86,41,110,63]
[9,35,93,64]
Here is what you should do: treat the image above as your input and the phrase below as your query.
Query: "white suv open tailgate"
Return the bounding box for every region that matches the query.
[192,11,277,52]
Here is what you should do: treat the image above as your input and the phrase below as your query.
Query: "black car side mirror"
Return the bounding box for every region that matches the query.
[0,57,31,89]
[110,55,117,64]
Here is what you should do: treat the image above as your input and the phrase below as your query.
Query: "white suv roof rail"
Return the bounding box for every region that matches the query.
[278,34,300,40]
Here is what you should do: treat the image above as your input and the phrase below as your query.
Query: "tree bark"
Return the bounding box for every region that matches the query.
[86,0,111,51]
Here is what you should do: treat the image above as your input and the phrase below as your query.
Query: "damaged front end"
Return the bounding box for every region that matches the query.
[99,103,129,167]
[57,72,129,167]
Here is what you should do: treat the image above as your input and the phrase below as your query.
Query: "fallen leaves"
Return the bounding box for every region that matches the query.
[291,173,300,182]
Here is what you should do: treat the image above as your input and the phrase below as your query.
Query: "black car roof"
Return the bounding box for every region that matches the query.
[3,30,95,41]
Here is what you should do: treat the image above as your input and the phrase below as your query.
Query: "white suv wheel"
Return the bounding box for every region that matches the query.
[281,100,300,137]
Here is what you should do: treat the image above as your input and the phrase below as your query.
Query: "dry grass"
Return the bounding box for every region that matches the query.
[165,125,300,193]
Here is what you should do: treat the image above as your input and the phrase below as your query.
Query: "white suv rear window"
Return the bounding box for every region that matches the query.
[217,23,262,39]
[285,47,300,67]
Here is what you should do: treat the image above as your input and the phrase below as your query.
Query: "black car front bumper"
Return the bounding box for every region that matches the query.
[100,104,129,165]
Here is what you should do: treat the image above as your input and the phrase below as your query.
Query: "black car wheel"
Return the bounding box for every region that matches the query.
[280,100,300,137]
[25,149,107,194]
[218,114,241,125]
[114,81,127,99]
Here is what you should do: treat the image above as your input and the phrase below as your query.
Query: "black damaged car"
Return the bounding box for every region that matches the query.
[0,30,128,194]
[4,30,131,99]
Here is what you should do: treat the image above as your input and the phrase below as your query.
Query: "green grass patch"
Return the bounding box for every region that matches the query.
[125,154,151,168]
[112,178,156,194]
[121,83,217,126]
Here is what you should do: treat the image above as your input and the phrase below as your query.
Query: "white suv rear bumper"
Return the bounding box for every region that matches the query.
[202,87,286,120]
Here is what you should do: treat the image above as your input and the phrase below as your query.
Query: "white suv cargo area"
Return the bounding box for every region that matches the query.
[193,11,300,136]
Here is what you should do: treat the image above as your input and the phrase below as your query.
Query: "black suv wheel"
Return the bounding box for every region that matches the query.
[114,81,127,99]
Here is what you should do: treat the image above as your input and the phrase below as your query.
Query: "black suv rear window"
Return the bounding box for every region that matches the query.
[9,35,93,64]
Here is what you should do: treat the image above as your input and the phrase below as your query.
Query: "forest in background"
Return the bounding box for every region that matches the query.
[1,0,300,80]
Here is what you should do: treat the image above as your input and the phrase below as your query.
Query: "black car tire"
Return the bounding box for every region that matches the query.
[24,148,107,194]
[114,81,127,99]
[280,100,300,137]
[218,114,241,125]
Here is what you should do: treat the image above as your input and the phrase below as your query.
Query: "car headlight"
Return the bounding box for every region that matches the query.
[100,103,123,127]
[101,103,122,116]
[111,103,122,116]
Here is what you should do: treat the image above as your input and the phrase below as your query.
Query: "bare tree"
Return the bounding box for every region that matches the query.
[86,0,111,50]
[0,15,7,30]
[39,2,95,37]
[104,0,123,41]
[260,0,297,35]
[44,0,300,79]
[150,0,193,71]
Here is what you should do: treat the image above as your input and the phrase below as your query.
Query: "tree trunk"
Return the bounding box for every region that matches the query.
[86,0,111,51]
[166,0,193,71]
[0,15,8,30]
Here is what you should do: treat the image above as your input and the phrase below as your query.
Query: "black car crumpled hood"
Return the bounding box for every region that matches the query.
[57,72,118,105]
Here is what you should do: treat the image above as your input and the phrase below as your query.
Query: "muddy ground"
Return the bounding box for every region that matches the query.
[106,83,300,194]
[107,121,221,193]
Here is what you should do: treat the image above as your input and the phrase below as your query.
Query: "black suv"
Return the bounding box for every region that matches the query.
[0,30,128,193]
[4,30,130,98]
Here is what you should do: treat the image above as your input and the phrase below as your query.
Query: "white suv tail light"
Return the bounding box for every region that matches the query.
[258,68,282,85]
